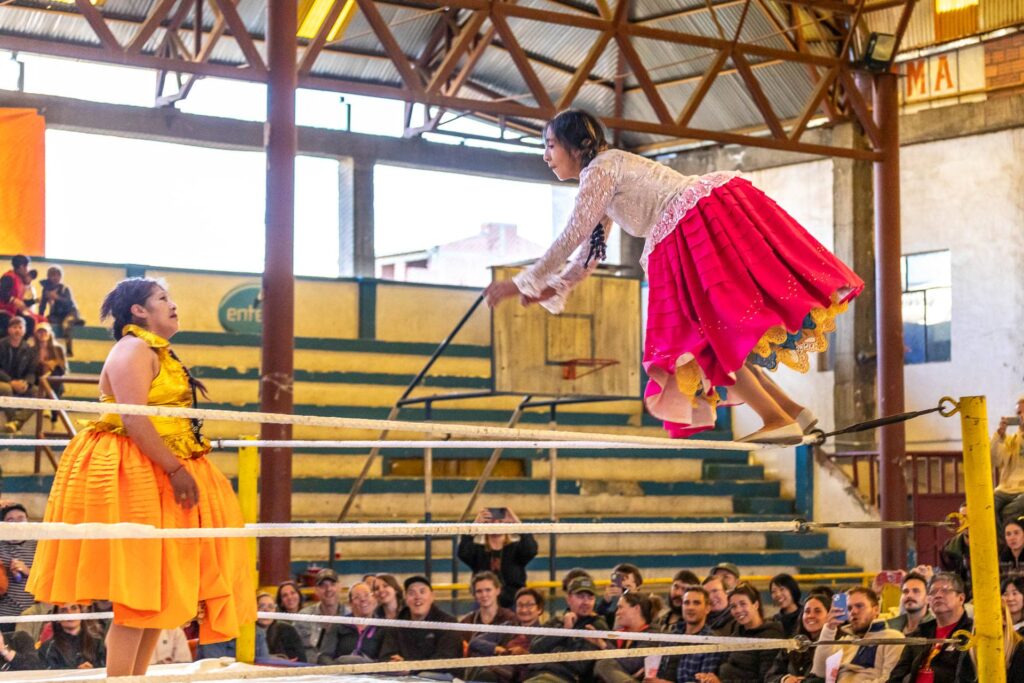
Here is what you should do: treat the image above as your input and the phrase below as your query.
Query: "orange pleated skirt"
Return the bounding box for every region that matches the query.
[27,428,255,643]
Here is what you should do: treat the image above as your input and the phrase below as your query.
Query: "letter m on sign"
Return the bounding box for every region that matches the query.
[905,60,927,100]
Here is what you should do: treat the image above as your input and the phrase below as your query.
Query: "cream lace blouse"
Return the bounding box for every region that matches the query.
[512,148,738,313]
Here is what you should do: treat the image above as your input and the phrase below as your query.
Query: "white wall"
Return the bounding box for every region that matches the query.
[899,129,1024,447]
[814,455,883,572]
[731,160,839,442]
[735,129,1024,447]
[726,130,1024,570]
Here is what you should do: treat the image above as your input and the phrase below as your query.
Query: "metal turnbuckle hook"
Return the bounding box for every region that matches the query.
[945,510,968,535]
[952,629,975,652]
[938,396,959,418]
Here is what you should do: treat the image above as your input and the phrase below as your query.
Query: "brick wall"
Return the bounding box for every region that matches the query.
[985,31,1024,93]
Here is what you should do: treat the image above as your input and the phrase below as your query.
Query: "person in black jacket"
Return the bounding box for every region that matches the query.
[938,504,972,601]
[768,573,802,636]
[38,604,107,670]
[256,592,306,662]
[695,582,786,683]
[765,592,830,683]
[0,316,37,433]
[0,630,42,671]
[377,576,462,675]
[459,507,538,608]
[887,572,974,683]
[321,581,386,664]
[524,576,611,683]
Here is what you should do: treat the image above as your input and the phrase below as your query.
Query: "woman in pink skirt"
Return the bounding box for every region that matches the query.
[484,110,863,443]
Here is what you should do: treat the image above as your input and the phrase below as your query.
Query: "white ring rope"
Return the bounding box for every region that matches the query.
[0,438,731,450]
[116,641,799,683]
[0,611,114,624]
[263,611,782,647]
[0,519,803,541]
[0,609,780,648]
[0,396,811,450]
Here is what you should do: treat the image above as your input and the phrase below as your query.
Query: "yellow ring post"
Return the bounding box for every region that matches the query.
[236,440,260,664]
[959,396,1005,682]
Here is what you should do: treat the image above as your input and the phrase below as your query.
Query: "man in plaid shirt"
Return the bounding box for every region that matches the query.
[648,585,723,683]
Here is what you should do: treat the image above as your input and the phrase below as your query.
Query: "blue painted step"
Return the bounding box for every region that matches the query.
[733,497,794,514]
[272,478,781,497]
[72,360,493,390]
[77,326,492,358]
[702,463,764,479]
[381,447,752,463]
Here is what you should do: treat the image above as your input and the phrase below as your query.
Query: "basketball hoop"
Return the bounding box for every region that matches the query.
[559,358,620,380]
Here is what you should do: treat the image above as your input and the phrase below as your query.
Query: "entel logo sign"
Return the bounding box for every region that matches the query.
[218,283,262,334]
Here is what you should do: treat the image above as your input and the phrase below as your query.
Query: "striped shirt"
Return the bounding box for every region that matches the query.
[0,540,37,617]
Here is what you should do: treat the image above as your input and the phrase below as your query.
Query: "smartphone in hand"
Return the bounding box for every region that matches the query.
[487,507,508,521]
[832,592,849,622]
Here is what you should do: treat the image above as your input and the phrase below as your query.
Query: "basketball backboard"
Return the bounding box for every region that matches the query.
[491,262,642,398]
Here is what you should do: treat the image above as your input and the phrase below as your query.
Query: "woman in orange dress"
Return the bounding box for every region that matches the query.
[27,277,255,676]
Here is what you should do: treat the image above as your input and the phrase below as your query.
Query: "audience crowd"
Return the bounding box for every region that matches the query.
[0,500,1017,681]
[0,255,79,434]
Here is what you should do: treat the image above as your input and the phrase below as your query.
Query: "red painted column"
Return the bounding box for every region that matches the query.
[873,70,908,569]
[259,0,297,585]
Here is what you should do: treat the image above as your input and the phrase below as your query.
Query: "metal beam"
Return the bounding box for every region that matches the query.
[259,0,297,587]
[0,0,911,157]
[0,90,555,181]
[872,70,908,570]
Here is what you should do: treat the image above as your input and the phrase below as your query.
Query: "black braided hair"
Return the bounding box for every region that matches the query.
[546,110,612,267]
[99,277,164,340]
[584,223,607,267]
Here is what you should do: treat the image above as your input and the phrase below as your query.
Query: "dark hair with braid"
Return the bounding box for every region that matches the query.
[544,109,608,168]
[99,277,165,340]
[546,109,611,266]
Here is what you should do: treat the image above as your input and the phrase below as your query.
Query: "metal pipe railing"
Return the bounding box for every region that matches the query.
[336,294,486,523]
[29,374,96,473]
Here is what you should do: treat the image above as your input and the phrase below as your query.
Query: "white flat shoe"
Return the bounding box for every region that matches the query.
[737,422,805,445]
[795,408,819,434]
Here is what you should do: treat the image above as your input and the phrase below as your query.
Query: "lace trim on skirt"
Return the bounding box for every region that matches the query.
[639,171,741,272]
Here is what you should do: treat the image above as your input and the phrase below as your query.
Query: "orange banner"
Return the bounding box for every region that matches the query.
[0,108,45,256]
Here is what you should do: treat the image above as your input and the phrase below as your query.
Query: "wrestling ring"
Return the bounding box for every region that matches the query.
[0,393,1006,682]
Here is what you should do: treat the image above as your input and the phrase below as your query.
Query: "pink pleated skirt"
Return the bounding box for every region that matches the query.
[643,177,863,437]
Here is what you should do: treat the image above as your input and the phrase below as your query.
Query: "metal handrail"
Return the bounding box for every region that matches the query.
[29,373,98,473]
[431,571,877,593]
[336,294,487,523]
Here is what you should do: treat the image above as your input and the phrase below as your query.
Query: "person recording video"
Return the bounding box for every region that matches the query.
[458,506,537,609]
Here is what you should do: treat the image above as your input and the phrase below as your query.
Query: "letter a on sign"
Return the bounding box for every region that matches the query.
[934,55,954,92]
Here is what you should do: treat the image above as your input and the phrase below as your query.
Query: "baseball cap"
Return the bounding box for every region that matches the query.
[315,569,339,586]
[711,562,741,579]
[403,575,432,591]
[567,576,597,595]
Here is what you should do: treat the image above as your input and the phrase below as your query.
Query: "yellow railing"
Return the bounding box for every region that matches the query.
[420,572,875,594]
[265,571,876,602]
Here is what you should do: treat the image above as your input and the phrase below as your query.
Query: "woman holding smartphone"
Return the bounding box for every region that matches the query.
[458,507,538,609]
[993,396,1024,526]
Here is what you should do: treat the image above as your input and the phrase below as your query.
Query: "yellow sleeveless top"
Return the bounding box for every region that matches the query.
[92,323,210,459]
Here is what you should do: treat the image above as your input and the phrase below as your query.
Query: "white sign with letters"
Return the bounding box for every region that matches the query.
[899,44,985,110]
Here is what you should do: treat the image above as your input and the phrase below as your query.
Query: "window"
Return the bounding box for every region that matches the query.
[902,250,951,364]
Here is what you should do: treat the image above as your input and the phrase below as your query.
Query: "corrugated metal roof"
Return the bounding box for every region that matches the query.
[982,0,1024,31]
[865,1,934,50]
[0,0,922,147]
